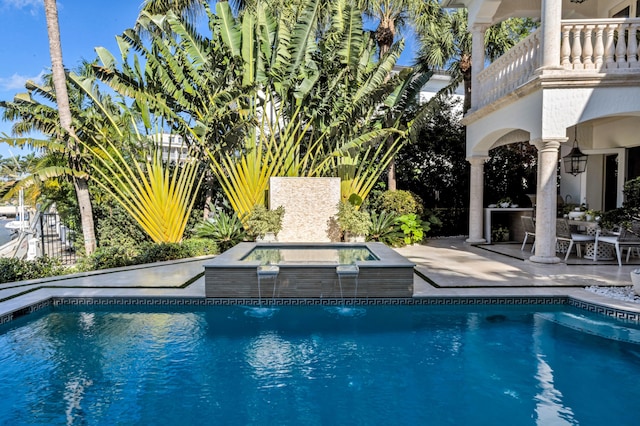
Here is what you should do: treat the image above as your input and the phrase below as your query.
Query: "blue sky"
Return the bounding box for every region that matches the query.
[0,0,418,159]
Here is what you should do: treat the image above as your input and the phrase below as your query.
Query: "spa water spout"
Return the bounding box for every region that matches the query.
[257,265,279,306]
[336,264,360,303]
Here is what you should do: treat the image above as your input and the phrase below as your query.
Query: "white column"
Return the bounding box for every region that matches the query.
[466,156,490,243]
[540,0,562,69]
[470,24,488,110]
[530,139,565,264]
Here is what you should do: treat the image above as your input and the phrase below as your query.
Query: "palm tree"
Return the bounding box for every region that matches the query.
[96,0,413,218]
[356,0,431,191]
[43,0,96,254]
[416,7,536,113]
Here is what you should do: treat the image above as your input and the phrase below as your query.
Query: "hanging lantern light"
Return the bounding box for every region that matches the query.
[563,126,588,176]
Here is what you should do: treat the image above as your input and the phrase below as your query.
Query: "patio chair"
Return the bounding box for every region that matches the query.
[556,218,595,261]
[520,216,536,252]
[593,221,640,266]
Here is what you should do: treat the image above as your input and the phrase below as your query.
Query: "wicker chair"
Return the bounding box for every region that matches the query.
[593,221,640,266]
[520,216,536,252]
[556,218,595,261]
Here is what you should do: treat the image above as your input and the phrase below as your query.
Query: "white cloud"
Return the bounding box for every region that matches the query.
[1,0,43,15]
[0,71,45,91]
[1,0,42,9]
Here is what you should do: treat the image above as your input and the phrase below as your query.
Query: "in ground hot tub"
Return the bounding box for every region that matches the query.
[204,242,415,299]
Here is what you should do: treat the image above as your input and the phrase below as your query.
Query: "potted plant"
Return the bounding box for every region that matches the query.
[336,201,372,242]
[245,204,285,242]
[491,225,510,242]
[497,197,512,208]
[584,209,601,222]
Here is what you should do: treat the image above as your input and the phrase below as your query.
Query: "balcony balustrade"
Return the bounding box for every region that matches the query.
[475,18,640,110]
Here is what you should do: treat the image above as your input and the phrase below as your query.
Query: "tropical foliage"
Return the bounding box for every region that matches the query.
[245,204,285,239]
[88,141,203,243]
[194,208,247,251]
[396,213,427,245]
[371,189,423,216]
[336,201,372,236]
[43,0,97,254]
[367,209,402,246]
[416,7,536,112]
[92,0,427,220]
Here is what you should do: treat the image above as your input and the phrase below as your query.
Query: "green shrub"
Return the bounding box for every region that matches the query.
[245,204,285,239]
[135,242,190,264]
[94,200,151,248]
[336,201,372,236]
[77,244,140,271]
[396,214,428,245]
[181,238,219,256]
[623,177,640,211]
[77,238,219,272]
[0,257,66,284]
[373,190,423,216]
[194,210,246,252]
[367,210,403,246]
[425,208,467,237]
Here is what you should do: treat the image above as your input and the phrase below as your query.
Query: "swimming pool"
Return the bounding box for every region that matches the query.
[1,304,639,425]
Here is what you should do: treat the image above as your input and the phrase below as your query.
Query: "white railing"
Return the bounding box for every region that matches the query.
[475,19,640,110]
[561,18,640,70]
[476,29,541,109]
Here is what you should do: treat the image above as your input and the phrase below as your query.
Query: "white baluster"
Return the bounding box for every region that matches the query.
[616,23,628,68]
[561,25,572,68]
[533,32,541,70]
[582,25,594,69]
[637,24,640,67]
[572,25,584,69]
[594,25,605,69]
[628,24,638,68]
[605,24,616,69]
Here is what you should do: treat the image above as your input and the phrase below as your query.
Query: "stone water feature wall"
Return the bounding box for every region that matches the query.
[269,177,341,242]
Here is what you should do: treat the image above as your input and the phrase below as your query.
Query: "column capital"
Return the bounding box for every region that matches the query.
[471,23,490,34]
[530,138,566,152]
[466,155,490,166]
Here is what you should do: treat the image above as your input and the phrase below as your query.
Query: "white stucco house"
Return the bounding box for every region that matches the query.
[443,0,640,263]
[152,133,189,163]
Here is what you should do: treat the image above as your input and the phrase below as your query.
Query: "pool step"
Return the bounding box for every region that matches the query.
[535,312,640,345]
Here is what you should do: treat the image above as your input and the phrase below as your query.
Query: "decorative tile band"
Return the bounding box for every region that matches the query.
[51,296,569,307]
[3,296,639,325]
[568,297,640,322]
[0,299,53,325]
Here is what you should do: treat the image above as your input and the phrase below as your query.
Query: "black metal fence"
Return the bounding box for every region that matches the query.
[39,213,77,264]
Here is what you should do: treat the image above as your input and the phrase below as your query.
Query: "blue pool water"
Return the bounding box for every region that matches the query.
[1,304,639,425]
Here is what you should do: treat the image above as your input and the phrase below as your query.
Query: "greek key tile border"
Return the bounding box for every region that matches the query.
[51,296,569,307]
[4,296,640,325]
[0,299,53,325]
[568,297,640,322]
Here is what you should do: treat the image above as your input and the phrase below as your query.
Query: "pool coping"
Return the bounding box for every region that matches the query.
[204,241,415,268]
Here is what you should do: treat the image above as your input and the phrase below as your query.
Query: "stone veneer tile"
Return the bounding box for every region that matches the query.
[270,177,341,242]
